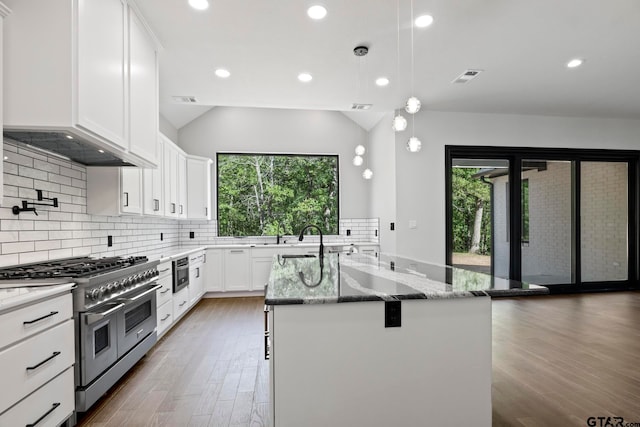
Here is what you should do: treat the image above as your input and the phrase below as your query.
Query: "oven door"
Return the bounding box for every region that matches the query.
[79,302,122,386]
[173,263,189,293]
[117,284,160,358]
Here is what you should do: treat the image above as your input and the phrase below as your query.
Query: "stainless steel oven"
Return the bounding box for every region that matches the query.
[173,256,189,293]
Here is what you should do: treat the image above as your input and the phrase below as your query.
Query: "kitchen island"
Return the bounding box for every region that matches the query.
[265,253,548,427]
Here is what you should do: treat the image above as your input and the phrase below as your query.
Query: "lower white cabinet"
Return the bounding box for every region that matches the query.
[204,249,224,292]
[173,286,190,320]
[189,251,205,306]
[0,290,74,426]
[157,298,174,338]
[223,249,251,291]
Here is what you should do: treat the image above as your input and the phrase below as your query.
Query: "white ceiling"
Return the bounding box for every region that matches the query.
[134,0,640,131]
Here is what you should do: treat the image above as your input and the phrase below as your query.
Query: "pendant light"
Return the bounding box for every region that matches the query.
[405,0,421,115]
[392,0,407,132]
[363,168,373,180]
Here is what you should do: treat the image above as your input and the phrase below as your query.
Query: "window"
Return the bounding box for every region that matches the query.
[217,153,339,236]
[521,179,529,243]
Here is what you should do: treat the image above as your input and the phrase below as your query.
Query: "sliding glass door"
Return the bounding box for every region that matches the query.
[446,147,637,292]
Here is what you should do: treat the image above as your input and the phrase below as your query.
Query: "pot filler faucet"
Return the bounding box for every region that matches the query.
[297,224,324,287]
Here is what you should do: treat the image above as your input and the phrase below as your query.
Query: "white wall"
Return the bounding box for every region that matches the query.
[368,112,396,255]
[178,106,370,219]
[393,111,640,264]
[159,114,178,143]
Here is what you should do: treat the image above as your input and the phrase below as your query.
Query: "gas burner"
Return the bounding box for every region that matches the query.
[0,256,150,280]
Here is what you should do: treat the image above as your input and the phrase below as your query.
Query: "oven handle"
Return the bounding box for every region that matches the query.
[118,284,162,303]
[85,303,125,325]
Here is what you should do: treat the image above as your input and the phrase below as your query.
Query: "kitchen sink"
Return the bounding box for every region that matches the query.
[280,254,316,259]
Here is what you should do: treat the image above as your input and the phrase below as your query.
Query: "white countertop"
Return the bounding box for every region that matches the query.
[150,242,378,263]
[0,281,75,314]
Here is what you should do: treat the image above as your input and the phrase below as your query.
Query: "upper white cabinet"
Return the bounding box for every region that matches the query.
[178,154,188,218]
[162,136,179,218]
[86,167,143,216]
[143,136,164,216]
[187,156,213,220]
[3,0,159,168]
[0,2,10,207]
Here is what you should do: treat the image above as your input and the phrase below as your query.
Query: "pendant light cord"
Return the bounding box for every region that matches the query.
[410,0,415,94]
[396,0,401,108]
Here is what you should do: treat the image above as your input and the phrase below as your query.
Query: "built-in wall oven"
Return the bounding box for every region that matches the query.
[173,256,189,293]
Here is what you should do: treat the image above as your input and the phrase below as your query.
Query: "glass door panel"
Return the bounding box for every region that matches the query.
[580,161,628,282]
[451,158,509,278]
[520,160,574,285]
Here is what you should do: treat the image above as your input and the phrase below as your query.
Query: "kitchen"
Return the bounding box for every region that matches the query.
[1,0,640,426]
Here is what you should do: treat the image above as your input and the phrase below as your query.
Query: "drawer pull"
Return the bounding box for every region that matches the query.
[179,300,187,307]
[26,351,61,371]
[161,314,171,321]
[26,402,61,427]
[160,288,170,294]
[230,249,244,254]
[23,311,58,325]
[159,268,170,273]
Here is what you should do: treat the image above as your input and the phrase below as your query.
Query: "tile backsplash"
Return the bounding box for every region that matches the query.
[1,138,379,267]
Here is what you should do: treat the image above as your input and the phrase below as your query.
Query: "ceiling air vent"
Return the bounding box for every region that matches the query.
[452,69,483,84]
[172,95,198,103]
[351,103,372,110]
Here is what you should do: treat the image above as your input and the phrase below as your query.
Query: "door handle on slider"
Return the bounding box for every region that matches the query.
[118,284,162,302]
[85,303,125,324]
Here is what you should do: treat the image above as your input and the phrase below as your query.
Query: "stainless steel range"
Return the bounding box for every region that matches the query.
[0,256,160,414]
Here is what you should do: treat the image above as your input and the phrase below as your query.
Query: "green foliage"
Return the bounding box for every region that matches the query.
[452,168,492,254]
[217,154,338,236]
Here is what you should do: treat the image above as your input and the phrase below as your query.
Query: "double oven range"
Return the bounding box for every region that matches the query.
[0,256,160,415]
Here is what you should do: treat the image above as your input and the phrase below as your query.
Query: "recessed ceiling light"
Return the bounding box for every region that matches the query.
[65,135,74,139]
[307,5,327,20]
[188,0,209,11]
[298,73,313,82]
[215,68,231,78]
[567,58,584,68]
[415,14,434,28]
[98,149,105,153]
[375,77,390,87]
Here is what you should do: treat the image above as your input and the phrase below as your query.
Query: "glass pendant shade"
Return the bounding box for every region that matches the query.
[362,168,373,179]
[406,136,422,153]
[355,145,366,156]
[353,155,364,166]
[392,114,407,132]
[405,96,421,114]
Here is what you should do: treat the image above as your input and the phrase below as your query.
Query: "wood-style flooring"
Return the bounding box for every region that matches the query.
[77,293,640,427]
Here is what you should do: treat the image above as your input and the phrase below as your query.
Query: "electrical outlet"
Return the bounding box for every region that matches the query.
[189,231,195,239]
[385,301,401,328]
[346,229,351,236]
[160,233,163,241]
[390,222,395,231]
[390,261,395,271]
[107,235,113,247]
[375,229,378,237]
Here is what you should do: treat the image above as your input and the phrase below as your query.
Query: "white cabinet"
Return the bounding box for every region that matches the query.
[163,137,179,218]
[155,260,173,338]
[143,136,164,216]
[205,249,224,292]
[0,290,74,426]
[128,7,158,163]
[223,249,251,291]
[178,153,188,218]
[251,248,281,291]
[187,156,213,220]
[86,167,143,215]
[0,2,10,206]
[189,251,206,306]
[173,286,190,320]
[3,0,158,168]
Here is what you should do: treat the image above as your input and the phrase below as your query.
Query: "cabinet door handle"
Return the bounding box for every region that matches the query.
[26,351,61,371]
[203,253,207,263]
[180,204,184,214]
[160,288,170,294]
[26,402,61,427]
[154,199,159,211]
[196,267,200,278]
[123,192,129,207]
[161,314,171,321]
[171,203,176,213]
[205,207,208,216]
[23,311,58,325]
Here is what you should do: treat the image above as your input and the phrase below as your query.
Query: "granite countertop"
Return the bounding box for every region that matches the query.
[0,281,76,314]
[265,253,549,305]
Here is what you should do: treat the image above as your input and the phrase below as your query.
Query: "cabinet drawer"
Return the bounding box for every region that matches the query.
[157,300,173,337]
[0,367,74,427]
[157,261,172,279]
[156,275,173,308]
[0,293,72,351]
[173,287,190,320]
[0,319,75,413]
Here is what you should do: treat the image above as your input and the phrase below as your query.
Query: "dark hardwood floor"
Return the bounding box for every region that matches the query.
[77,293,640,427]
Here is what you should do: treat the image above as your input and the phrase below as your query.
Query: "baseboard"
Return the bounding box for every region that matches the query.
[203,290,265,298]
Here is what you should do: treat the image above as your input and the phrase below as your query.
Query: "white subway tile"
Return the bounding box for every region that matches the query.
[32,179,61,193]
[5,152,34,167]
[4,174,34,189]
[49,248,74,259]
[18,165,49,180]
[0,253,20,267]
[0,231,20,243]
[19,251,50,264]
[3,162,18,175]
[49,230,74,240]
[35,240,61,251]
[18,231,49,241]
[2,241,35,254]
[1,220,34,231]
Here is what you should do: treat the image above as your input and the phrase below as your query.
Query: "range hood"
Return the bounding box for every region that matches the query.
[3,131,135,167]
